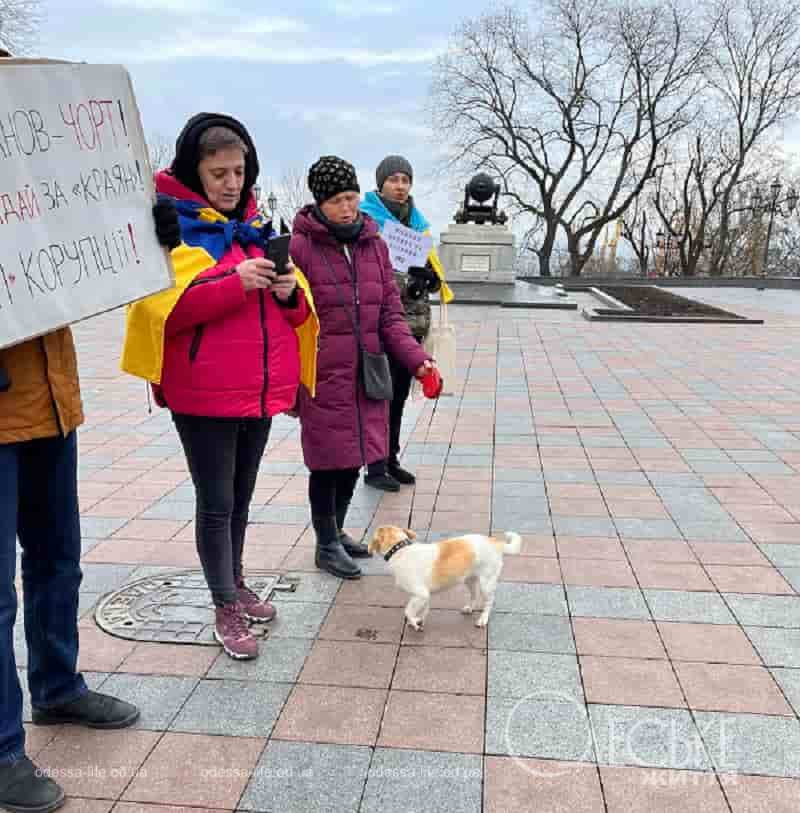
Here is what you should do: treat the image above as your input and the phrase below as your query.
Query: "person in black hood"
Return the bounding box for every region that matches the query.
[168,112,260,221]
[137,112,309,661]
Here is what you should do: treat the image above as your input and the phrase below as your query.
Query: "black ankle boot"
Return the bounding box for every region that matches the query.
[338,531,372,558]
[313,515,361,579]
[388,460,416,486]
[335,501,372,558]
[364,472,401,492]
[0,756,65,812]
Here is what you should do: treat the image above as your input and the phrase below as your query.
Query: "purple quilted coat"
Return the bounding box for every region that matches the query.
[290,207,430,471]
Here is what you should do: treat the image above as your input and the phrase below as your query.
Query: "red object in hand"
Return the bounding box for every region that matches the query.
[421,367,443,399]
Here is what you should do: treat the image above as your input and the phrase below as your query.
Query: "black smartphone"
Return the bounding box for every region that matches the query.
[266,234,292,275]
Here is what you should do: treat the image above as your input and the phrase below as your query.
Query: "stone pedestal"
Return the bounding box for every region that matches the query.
[438,224,516,284]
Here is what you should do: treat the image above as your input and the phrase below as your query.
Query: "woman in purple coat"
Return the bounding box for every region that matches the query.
[290,157,434,579]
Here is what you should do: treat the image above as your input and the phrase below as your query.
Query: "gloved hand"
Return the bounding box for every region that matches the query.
[407,264,441,294]
[152,195,181,250]
[423,262,441,294]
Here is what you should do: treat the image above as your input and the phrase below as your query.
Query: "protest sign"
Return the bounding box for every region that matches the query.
[0,59,173,349]
[382,219,433,273]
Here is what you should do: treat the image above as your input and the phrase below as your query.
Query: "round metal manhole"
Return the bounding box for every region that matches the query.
[94,569,297,645]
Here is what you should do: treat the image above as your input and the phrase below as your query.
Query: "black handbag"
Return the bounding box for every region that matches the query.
[319,246,394,401]
[360,348,393,401]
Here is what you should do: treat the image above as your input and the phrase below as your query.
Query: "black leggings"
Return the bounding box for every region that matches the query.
[173,414,271,607]
[309,468,360,521]
[368,353,414,476]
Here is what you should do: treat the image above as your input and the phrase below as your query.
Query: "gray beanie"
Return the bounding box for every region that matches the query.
[376,155,413,191]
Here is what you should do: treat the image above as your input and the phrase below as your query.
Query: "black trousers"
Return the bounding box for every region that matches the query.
[367,350,415,477]
[309,468,360,527]
[173,414,271,606]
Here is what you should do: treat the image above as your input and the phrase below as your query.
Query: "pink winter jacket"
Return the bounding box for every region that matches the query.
[156,172,310,418]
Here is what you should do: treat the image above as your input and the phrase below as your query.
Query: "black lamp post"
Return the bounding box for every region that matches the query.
[751,177,798,275]
[655,228,681,276]
[267,192,277,224]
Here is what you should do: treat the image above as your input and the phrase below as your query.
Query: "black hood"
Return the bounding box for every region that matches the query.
[170,112,259,220]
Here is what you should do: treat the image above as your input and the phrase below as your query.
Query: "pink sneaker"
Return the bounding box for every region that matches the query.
[214,603,258,660]
[237,583,277,623]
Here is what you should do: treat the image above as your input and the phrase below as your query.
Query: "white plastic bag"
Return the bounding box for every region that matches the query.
[425,300,456,396]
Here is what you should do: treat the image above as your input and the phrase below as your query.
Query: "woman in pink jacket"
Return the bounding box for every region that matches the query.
[153,114,310,660]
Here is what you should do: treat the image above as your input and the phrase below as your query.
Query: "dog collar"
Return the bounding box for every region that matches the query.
[384,538,414,562]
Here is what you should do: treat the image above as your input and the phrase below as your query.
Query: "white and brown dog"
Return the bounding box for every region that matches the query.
[368,526,522,630]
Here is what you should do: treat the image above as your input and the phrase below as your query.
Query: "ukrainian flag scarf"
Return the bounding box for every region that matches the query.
[120,200,318,394]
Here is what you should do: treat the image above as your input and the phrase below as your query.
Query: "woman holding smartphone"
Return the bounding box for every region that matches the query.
[123,113,317,661]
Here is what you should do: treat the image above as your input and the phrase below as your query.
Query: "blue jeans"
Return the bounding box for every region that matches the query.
[0,432,87,764]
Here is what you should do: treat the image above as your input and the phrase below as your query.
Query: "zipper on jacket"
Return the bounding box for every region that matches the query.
[186,269,237,362]
[40,337,64,436]
[187,268,238,289]
[188,325,204,362]
[259,288,269,417]
[344,245,367,467]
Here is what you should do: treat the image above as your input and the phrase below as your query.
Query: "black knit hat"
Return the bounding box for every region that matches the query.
[171,113,259,220]
[376,155,413,191]
[308,156,360,204]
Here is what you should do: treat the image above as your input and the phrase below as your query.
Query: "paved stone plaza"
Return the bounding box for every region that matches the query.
[16,287,800,811]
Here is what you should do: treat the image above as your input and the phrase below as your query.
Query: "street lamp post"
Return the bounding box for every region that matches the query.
[267,192,277,225]
[751,177,798,276]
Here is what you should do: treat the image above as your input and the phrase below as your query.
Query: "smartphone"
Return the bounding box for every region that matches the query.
[266,234,292,275]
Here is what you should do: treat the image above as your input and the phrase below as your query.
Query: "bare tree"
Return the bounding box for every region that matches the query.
[254,166,309,228]
[0,0,41,54]
[620,195,654,276]
[431,0,712,276]
[650,0,800,276]
[147,132,173,172]
[274,165,309,226]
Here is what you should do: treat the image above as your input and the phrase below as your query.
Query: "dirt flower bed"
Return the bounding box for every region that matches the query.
[593,286,746,319]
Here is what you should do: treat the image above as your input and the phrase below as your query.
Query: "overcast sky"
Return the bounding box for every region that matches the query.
[32,0,496,235]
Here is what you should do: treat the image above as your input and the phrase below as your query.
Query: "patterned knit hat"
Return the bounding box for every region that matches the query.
[308,155,360,204]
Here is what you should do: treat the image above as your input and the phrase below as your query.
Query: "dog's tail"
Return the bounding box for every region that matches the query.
[502,531,522,555]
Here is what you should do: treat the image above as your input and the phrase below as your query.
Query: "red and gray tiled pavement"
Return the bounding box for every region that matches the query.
[15,288,800,811]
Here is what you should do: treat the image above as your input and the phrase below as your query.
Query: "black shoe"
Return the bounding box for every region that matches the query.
[32,691,140,730]
[388,462,416,486]
[313,515,361,579]
[0,756,65,813]
[364,473,401,492]
[339,531,372,558]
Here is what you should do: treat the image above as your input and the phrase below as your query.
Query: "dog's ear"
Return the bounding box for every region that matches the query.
[405,528,417,540]
[370,526,387,554]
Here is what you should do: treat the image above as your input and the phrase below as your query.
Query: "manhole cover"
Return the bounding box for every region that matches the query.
[94,570,298,644]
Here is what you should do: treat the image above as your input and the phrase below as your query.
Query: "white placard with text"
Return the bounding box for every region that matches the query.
[382,219,432,273]
[0,60,173,349]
